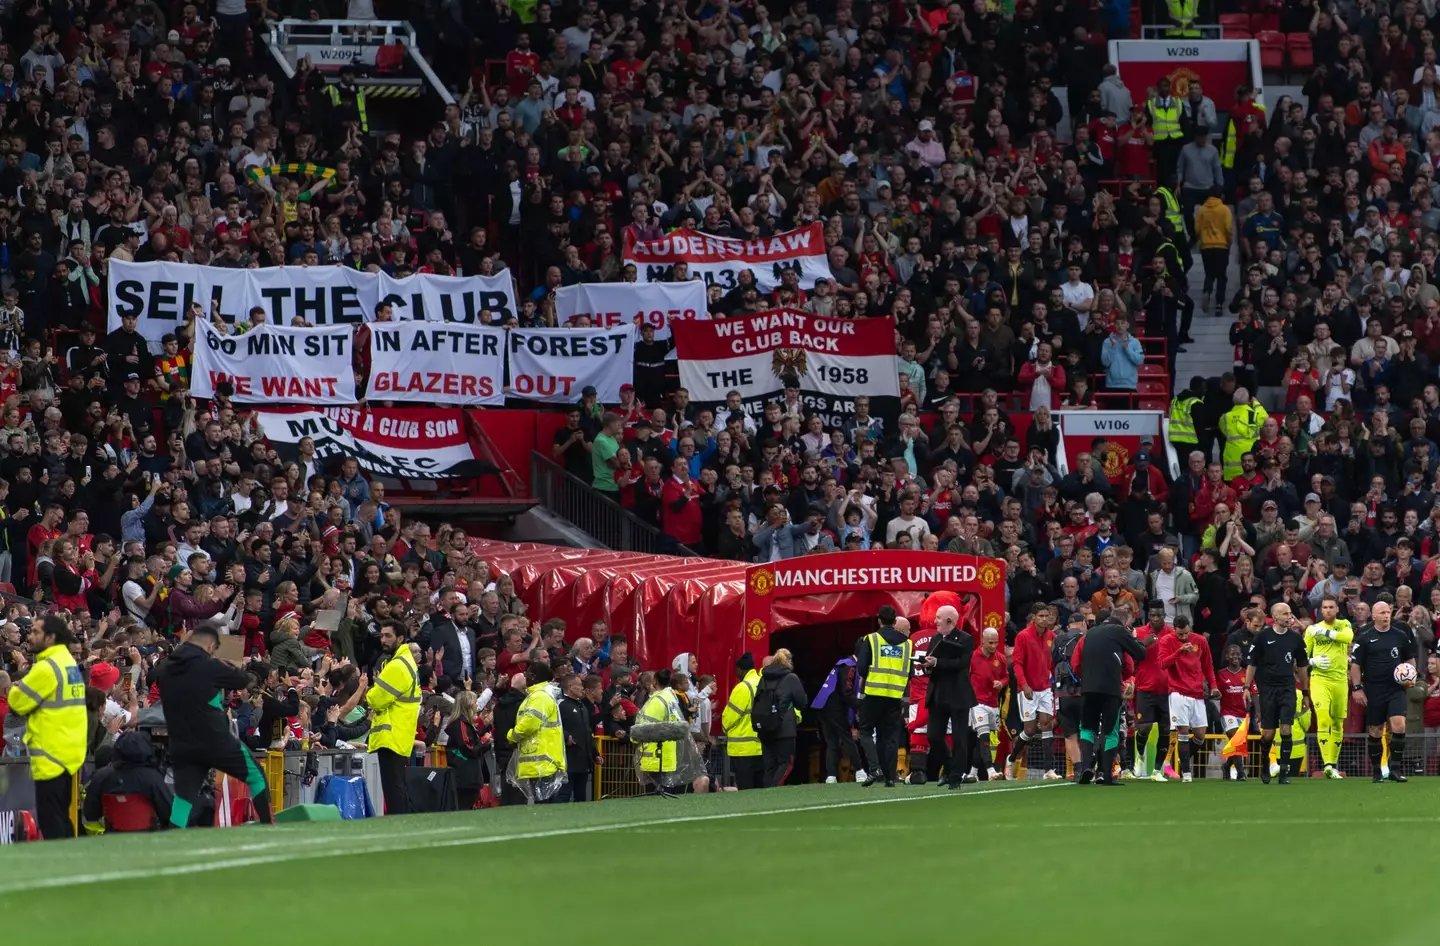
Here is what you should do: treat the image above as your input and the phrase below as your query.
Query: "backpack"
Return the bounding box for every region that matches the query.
[750,676,784,736]
[1051,631,1082,696]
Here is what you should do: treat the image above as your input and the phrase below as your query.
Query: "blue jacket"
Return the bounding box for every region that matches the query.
[1100,334,1144,390]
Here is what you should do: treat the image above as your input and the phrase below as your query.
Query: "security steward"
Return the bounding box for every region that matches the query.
[924,604,976,788]
[1074,604,1149,785]
[720,653,764,790]
[855,605,914,788]
[7,614,87,838]
[326,65,369,134]
[1168,377,1205,453]
[1218,386,1268,480]
[366,619,421,815]
[152,620,274,827]
[637,667,684,794]
[1148,78,1184,190]
[508,661,569,802]
[1164,0,1201,36]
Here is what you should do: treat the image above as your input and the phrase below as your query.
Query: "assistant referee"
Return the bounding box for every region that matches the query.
[1243,603,1309,785]
[1350,601,1417,783]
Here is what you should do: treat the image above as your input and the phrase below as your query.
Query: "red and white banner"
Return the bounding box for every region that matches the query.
[1109,39,1258,109]
[367,322,505,406]
[505,326,635,403]
[254,407,490,480]
[1056,410,1165,485]
[671,309,899,427]
[553,281,708,338]
[192,320,356,404]
[624,224,832,292]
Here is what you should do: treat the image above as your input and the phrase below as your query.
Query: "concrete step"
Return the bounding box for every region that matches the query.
[1176,242,1241,384]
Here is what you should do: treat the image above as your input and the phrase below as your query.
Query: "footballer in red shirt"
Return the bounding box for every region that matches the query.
[1132,601,1175,779]
[1217,643,1252,780]
[1005,603,1059,780]
[1156,617,1218,782]
[969,627,1008,780]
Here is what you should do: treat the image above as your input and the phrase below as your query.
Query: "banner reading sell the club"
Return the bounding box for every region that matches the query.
[368,321,506,406]
[254,406,493,480]
[671,309,900,427]
[505,326,635,403]
[191,320,356,404]
[623,224,832,292]
[108,260,520,344]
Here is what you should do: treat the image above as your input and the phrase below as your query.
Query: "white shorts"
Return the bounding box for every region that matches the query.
[970,704,1000,734]
[1018,688,1055,722]
[1169,694,1208,729]
[1222,715,1244,734]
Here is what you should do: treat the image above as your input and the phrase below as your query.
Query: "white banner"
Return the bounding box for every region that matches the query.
[623,224,832,292]
[553,281,708,339]
[108,261,519,343]
[191,320,356,404]
[505,326,635,403]
[367,322,506,406]
[1056,411,1163,438]
[254,407,489,480]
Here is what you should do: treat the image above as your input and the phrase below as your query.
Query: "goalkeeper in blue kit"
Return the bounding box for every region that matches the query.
[1304,596,1353,778]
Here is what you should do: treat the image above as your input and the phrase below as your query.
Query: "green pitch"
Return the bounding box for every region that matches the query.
[2,779,1436,943]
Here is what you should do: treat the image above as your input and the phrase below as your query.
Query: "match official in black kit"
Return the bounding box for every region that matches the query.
[1243,602,1309,785]
[1350,601,1417,783]
[1076,605,1149,785]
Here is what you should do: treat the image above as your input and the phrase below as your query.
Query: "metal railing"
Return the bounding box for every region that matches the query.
[530,452,699,556]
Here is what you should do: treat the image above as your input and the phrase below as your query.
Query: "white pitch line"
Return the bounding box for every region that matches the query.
[0,782,1063,895]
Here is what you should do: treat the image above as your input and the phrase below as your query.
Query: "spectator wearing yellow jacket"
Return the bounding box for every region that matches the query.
[7,615,87,838]
[1195,189,1234,314]
[508,661,568,803]
[721,653,763,789]
[366,621,421,815]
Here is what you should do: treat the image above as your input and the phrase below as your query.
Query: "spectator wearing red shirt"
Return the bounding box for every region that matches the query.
[1193,462,1237,535]
[1005,603,1058,779]
[505,34,540,94]
[1116,106,1154,179]
[969,627,1008,780]
[660,457,703,548]
[1368,122,1407,183]
[26,504,63,589]
[1156,618,1218,782]
[608,40,644,95]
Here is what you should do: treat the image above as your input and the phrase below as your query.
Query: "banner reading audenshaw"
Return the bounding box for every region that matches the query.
[191,320,356,404]
[671,309,900,427]
[553,281,708,338]
[108,260,519,343]
[368,322,506,405]
[505,326,635,403]
[624,224,832,292]
[254,407,489,480]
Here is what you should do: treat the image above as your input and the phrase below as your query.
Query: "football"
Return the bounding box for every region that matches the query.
[1394,663,1418,686]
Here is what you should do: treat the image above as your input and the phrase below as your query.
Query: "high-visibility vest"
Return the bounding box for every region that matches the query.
[1165,0,1201,34]
[325,83,369,134]
[1169,394,1202,443]
[1223,102,1267,168]
[365,645,420,756]
[1157,186,1186,235]
[1156,240,1181,278]
[638,689,681,773]
[1219,402,1268,479]
[1149,98,1182,141]
[8,643,87,780]
[861,632,912,699]
[511,683,565,778]
[721,670,762,757]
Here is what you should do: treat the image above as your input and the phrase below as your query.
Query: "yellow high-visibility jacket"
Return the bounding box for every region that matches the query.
[721,669,762,757]
[509,682,565,779]
[8,644,87,779]
[365,645,420,756]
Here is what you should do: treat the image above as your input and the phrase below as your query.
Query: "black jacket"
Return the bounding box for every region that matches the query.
[559,695,597,774]
[757,662,808,740]
[854,626,913,701]
[81,731,174,828]
[427,618,475,682]
[924,629,976,710]
[443,717,486,790]
[1079,622,1149,697]
[492,686,525,755]
[152,641,252,761]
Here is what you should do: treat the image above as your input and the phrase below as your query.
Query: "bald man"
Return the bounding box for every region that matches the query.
[923,604,977,787]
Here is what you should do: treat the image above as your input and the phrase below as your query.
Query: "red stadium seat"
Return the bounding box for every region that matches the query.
[1252,13,1280,31]
[1227,29,1253,40]
[1287,33,1314,71]
[1137,363,1166,378]
[101,794,160,832]
[1137,380,1169,397]
[1256,31,1285,71]
[1138,398,1169,411]
[0,582,16,595]
[1218,13,1251,34]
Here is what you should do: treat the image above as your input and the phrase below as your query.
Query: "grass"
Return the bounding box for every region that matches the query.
[3,778,1437,943]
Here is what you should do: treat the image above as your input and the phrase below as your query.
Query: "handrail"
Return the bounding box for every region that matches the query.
[529,452,699,556]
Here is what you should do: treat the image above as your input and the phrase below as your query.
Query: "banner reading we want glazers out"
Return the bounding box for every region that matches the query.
[671,309,900,428]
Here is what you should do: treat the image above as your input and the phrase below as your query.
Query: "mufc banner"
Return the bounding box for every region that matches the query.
[671,309,900,428]
[368,322,506,406]
[623,224,832,293]
[191,320,356,404]
[253,407,493,480]
[1110,40,1258,111]
[107,260,520,344]
[505,326,635,403]
[1055,410,1166,484]
[553,281,708,339]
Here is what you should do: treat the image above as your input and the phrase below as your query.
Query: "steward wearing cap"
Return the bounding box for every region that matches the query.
[720,653,764,788]
[325,65,368,134]
[854,605,913,787]
[7,614,87,838]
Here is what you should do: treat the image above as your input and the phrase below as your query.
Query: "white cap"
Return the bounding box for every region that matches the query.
[918,119,935,132]
[216,57,231,67]
[167,29,180,42]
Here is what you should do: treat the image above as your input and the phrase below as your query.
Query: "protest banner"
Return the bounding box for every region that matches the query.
[504,326,635,403]
[367,322,506,406]
[254,406,491,479]
[190,320,356,404]
[623,224,832,292]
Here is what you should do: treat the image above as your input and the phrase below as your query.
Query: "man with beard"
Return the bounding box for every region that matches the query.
[366,619,421,814]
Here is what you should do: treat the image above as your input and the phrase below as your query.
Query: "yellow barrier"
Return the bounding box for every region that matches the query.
[257,750,286,811]
[592,735,643,800]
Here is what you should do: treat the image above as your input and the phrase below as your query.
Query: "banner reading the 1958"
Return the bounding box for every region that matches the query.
[670,309,900,428]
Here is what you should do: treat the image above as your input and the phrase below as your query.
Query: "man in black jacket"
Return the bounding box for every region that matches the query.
[559,673,598,802]
[854,606,914,787]
[1075,605,1150,785]
[152,620,275,826]
[82,730,174,829]
[924,604,976,788]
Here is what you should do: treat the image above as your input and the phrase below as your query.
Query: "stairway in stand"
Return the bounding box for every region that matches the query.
[1175,243,1241,387]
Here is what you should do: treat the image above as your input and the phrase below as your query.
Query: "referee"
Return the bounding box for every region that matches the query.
[1243,603,1309,785]
[1350,601,1417,783]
